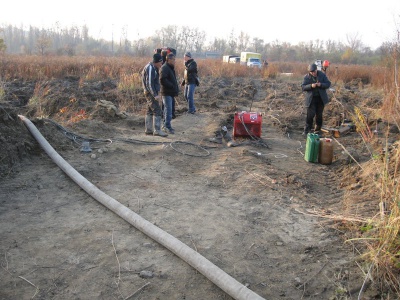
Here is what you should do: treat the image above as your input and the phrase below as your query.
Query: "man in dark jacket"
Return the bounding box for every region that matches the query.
[142,53,167,137]
[161,48,177,118]
[160,53,179,134]
[181,51,198,114]
[301,63,331,135]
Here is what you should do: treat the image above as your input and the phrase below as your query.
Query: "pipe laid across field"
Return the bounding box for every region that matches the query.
[18,115,265,300]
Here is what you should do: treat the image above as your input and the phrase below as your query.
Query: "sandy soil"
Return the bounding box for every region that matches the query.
[0,75,391,299]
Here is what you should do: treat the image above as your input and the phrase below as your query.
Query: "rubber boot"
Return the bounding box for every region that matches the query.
[145,114,153,135]
[153,116,168,137]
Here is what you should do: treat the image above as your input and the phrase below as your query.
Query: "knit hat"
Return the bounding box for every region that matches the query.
[308,63,317,72]
[184,52,192,58]
[153,53,163,63]
[166,53,175,60]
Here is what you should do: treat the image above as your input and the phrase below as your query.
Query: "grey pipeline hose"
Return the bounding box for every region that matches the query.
[18,115,265,300]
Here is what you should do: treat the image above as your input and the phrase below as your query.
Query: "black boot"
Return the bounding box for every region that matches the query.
[314,125,322,134]
[302,126,310,136]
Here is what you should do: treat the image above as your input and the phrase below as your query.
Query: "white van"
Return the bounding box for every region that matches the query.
[229,56,240,64]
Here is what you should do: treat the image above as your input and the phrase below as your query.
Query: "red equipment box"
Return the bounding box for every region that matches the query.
[233,111,262,138]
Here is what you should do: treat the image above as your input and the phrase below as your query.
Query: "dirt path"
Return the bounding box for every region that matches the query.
[0,76,381,299]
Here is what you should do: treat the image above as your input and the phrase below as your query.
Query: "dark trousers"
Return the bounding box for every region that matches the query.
[306,96,324,130]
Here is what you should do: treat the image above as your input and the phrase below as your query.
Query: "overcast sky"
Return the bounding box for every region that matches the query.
[2,0,399,50]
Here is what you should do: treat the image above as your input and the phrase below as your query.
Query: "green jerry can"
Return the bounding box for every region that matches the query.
[304,133,320,162]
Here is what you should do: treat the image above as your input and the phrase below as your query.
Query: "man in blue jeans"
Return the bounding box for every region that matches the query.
[160,53,179,134]
[181,51,198,114]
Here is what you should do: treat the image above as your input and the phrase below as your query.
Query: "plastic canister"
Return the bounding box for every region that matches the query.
[304,133,320,163]
[318,138,333,165]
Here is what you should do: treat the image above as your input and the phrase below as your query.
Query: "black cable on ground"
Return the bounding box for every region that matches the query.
[170,141,211,157]
[42,118,212,157]
[43,118,113,147]
[113,137,166,146]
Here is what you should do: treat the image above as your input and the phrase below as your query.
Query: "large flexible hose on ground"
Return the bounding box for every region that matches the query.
[18,115,265,300]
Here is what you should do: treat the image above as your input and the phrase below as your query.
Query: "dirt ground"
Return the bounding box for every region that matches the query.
[0,75,395,299]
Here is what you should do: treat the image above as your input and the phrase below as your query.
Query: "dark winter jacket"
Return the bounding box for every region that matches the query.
[142,62,160,97]
[301,71,331,107]
[160,62,179,97]
[184,59,198,84]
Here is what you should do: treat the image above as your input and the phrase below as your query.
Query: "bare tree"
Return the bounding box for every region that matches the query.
[346,32,363,52]
[252,37,264,53]
[132,37,151,57]
[179,26,193,53]
[0,38,6,53]
[120,25,131,54]
[207,38,227,53]
[0,28,6,53]
[157,25,179,49]
[237,31,250,52]
[36,30,52,55]
[192,28,206,53]
[228,29,237,53]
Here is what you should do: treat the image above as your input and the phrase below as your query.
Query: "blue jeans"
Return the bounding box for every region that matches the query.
[162,96,174,129]
[184,83,196,113]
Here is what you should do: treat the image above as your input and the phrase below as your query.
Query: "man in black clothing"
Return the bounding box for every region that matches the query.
[181,51,198,114]
[160,53,179,134]
[301,63,331,135]
[157,47,177,118]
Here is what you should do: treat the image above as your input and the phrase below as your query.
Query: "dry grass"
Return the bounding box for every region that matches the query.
[0,55,147,81]
[349,101,400,296]
[0,55,388,85]
[355,140,400,296]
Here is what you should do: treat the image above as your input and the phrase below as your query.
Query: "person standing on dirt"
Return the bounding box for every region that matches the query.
[181,52,198,114]
[142,53,168,137]
[301,63,331,136]
[160,53,179,134]
[159,48,177,119]
[321,60,330,74]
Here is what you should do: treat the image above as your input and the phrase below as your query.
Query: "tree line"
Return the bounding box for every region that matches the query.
[0,23,394,65]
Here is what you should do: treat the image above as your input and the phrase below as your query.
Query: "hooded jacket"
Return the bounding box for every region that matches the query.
[301,70,331,107]
[184,58,198,84]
